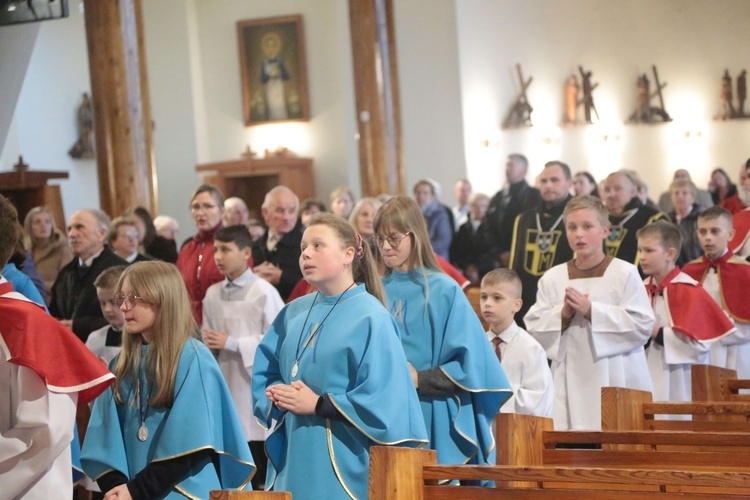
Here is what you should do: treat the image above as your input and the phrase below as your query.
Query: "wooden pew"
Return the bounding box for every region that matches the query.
[368,446,750,499]
[692,364,750,403]
[464,286,488,330]
[601,386,750,432]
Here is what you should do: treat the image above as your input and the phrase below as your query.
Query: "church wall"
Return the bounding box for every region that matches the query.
[455,0,750,200]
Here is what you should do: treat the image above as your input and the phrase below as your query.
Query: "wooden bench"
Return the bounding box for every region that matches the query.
[601,386,750,432]
[692,364,750,403]
[464,286,488,330]
[368,446,750,499]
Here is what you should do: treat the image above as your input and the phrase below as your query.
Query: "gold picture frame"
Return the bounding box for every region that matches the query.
[237,15,310,126]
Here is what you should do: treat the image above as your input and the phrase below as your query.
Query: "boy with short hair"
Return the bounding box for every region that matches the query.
[481,269,553,417]
[637,221,734,405]
[683,207,750,378]
[86,265,128,365]
[525,195,655,430]
[202,224,284,490]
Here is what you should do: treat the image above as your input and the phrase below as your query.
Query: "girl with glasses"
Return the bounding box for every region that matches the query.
[374,196,511,481]
[81,261,255,499]
[252,213,427,499]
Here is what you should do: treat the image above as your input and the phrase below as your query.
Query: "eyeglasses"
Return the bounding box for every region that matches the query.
[373,232,412,249]
[124,231,140,239]
[114,292,145,310]
[190,203,218,212]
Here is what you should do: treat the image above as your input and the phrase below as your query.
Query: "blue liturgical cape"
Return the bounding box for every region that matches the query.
[81,338,255,498]
[383,269,512,468]
[252,284,428,500]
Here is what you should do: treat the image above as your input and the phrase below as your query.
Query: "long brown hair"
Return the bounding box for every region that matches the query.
[112,261,199,408]
[307,213,386,305]
[373,196,441,275]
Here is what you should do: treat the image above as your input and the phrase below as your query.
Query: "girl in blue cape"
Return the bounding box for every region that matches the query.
[252,213,428,500]
[374,196,512,474]
[81,262,255,499]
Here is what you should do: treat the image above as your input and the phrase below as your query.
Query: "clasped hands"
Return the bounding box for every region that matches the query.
[561,287,591,321]
[267,380,319,415]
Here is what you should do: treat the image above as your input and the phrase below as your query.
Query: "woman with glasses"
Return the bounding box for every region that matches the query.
[81,261,255,499]
[373,196,511,481]
[176,184,226,323]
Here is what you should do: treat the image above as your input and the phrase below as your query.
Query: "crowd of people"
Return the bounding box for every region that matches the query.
[2,155,750,498]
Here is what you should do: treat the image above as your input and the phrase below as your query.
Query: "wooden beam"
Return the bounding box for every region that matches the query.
[348,0,405,197]
[83,0,157,217]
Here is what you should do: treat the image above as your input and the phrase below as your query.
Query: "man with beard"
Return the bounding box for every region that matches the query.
[603,170,668,270]
[509,161,574,325]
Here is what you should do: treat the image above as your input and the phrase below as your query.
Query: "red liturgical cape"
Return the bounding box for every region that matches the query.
[683,251,750,323]
[0,281,114,405]
[729,209,750,254]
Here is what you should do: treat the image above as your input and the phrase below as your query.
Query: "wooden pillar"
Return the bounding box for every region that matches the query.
[83,0,157,217]
[349,0,405,197]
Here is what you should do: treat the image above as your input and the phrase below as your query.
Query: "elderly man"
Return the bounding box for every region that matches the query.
[452,179,472,231]
[603,170,668,268]
[49,209,127,341]
[109,216,152,263]
[658,169,713,213]
[252,186,303,301]
[486,154,542,267]
[510,161,575,325]
[223,196,250,227]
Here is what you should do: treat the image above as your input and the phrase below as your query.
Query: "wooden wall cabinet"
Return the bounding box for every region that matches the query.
[0,157,68,230]
[196,157,314,220]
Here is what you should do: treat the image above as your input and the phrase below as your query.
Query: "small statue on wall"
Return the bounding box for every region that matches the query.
[68,92,95,159]
[737,70,747,117]
[578,66,599,124]
[627,65,671,124]
[562,74,579,126]
[502,64,533,129]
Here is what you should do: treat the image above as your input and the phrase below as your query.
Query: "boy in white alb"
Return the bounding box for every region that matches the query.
[481,269,553,417]
[85,265,127,366]
[637,221,734,406]
[525,195,655,430]
[202,225,283,490]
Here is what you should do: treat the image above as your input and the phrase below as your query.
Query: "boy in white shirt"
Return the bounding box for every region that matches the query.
[637,221,734,405]
[202,224,284,490]
[85,265,127,366]
[481,268,553,417]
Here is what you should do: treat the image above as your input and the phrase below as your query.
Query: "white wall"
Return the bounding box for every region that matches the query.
[394,0,466,199]
[455,0,750,199]
[1,6,98,217]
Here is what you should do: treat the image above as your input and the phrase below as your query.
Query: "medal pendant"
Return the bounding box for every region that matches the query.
[291,362,299,378]
[138,423,149,442]
[537,233,551,253]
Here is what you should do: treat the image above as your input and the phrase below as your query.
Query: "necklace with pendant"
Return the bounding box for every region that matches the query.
[291,283,355,379]
[535,212,564,254]
[608,208,639,242]
[135,375,151,442]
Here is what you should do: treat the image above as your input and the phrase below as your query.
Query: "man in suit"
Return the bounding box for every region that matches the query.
[252,186,304,301]
[109,216,152,263]
[49,209,127,341]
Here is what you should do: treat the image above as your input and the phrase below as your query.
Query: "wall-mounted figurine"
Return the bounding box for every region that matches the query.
[562,74,579,126]
[502,64,533,129]
[716,69,750,120]
[737,70,747,117]
[627,65,671,123]
[68,92,95,159]
[579,66,598,123]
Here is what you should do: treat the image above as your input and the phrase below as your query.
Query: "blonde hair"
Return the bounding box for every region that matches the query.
[307,213,386,305]
[112,261,199,408]
[329,186,355,205]
[348,197,382,234]
[23,206,57,249]
[564,195,610,227]
[481,268,522,299]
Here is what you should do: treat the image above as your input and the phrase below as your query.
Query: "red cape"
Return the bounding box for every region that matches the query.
[653,270,736,342]
[682,251,750,322]
[0,284,114,405]
[729,208,750,253]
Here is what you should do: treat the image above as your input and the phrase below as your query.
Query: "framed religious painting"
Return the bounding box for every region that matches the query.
[237,15,310,126]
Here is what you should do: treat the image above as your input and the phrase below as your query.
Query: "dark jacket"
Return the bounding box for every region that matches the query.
[49,246,128,341]
[486,180,542,255]
[251,223,304,301]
